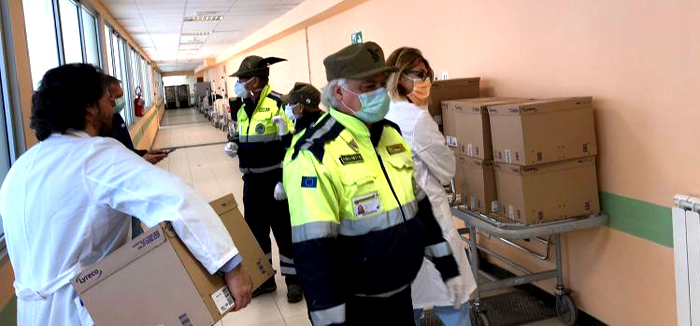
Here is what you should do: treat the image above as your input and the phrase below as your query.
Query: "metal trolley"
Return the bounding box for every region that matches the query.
[451,207,608,326]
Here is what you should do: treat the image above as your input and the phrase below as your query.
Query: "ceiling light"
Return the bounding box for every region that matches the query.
[181,31,211,36]
[195,11,219,16]
[180,39,204,45]
[184,15,223,22]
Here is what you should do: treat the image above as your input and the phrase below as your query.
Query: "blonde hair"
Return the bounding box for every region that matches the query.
[386,47,435,101]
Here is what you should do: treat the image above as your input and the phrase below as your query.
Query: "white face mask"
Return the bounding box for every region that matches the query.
[285,104,300,121]
[234,78,254,98]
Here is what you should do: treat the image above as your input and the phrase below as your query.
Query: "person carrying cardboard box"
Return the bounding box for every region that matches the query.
[0,64,253,326]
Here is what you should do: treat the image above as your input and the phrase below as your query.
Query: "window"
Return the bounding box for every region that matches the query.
[81,8,100,67]
[0,11,18,244]
[104,24,114,74]
[23,0,60,89]
[58,0,82,64]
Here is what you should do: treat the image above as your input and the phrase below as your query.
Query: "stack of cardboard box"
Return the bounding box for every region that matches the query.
[443,97,601,224]
[428,78,481,128]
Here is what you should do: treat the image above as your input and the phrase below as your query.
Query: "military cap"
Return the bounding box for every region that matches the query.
[282,82,321,107]
[323,42,398,82]
[229,55,287,79]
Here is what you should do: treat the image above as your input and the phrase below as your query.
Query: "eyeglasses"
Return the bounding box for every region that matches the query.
[403,70,431,81]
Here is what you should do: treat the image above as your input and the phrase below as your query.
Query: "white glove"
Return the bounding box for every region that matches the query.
[272,116,288,136]
[446,277,465,309]
[224,142,238,158]
[229,121,237,137]
[273,182,287,200]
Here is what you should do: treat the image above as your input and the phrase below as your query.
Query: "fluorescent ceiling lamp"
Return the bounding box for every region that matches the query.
[184,15,223,22]
[181,31,211,36]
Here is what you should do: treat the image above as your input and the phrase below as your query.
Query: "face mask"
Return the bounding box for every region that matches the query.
[406,77,431,106]
[285,104,300,121]
[341,86,390,124]
[114,97,126,113]
[234,78,253,98]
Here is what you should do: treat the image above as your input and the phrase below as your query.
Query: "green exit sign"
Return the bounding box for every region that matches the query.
[351,31,363,44]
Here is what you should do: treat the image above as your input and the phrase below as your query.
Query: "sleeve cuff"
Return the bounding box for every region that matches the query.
[218,254,243,273]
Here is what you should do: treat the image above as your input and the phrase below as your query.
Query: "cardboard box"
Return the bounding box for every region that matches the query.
[429,78,480,124]
[71,194,275,326]
[489,97,597,165]
[493,157,600,224]
[455,155,497,214]
[444,97,528,160]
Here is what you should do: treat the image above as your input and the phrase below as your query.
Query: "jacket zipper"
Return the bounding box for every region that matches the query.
[375,149,407,222]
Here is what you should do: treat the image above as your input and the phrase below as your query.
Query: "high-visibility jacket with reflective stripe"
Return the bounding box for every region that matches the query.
[235,85,292,175]
[283,109,459,326]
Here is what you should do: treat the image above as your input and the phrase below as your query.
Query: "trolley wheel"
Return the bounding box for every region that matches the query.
[555,294,578,326]
[468,302,490,326]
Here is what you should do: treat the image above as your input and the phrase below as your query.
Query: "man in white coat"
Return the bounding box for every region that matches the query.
[385,48,477,325]
[0,64,253,326]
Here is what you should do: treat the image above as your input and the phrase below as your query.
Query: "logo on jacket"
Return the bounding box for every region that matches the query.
[347,140,360,153]
[301,176,318,188]
[339,154,364,165]
[386,144,405,155]
[255,123,265,134]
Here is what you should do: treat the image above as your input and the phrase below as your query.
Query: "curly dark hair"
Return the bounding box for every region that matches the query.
[30,64,108,141]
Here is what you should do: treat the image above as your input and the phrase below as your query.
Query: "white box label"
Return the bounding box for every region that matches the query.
[505,149,512,164]
[508,205,515,220]
[446,136,458,148]
[470,195,477,210]
[211,286,235,314]
[467,144,474,157]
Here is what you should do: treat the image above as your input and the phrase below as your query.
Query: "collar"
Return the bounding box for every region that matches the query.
[293,111,323,134]
[329,108,370,139]
[65,129,91,138]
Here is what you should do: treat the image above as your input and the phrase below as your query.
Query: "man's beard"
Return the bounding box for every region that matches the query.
[97,112,113,136]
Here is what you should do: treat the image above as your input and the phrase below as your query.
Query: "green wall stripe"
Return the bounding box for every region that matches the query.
[131,105,162,147]
[0,296,16,325]
[601,192,673,248]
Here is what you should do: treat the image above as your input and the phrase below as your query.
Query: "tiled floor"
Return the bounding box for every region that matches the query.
[154,109,310,326]
[153,109,563,326]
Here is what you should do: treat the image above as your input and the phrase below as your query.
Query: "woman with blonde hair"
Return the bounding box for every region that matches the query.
[385,47,476,326]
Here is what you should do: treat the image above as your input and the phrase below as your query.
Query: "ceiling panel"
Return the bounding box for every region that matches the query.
[101,0,304,72]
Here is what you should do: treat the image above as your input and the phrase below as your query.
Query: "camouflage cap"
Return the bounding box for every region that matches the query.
[229,55,287,79]
[323,41,398,82]
[281,82,321,107]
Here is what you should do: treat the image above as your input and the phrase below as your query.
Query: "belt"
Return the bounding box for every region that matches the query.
[14,263,82,300]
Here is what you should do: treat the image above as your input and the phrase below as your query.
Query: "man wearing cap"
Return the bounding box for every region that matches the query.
[281,82,323,136]
[228,55,303,303]
[283,42,463,325]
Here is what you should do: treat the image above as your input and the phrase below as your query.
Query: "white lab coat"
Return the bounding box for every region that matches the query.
[386,100,477,309]
[0,131,238,326]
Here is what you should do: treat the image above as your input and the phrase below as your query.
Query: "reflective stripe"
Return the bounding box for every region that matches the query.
[425,241,452,258]
[310,304,346,326]
[354,284,409,298]
[280,266,297,275]
[240,162,283,174]
[279,255,294,265]
[299,117,337,151]
[292,221,339,243]
[239,133,281,143]
[339,200,418,237]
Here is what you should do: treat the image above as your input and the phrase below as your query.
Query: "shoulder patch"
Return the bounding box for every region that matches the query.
[386,144,406,155]
[301,176,318,188]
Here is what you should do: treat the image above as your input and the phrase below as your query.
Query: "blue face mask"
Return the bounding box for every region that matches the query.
[341,86,390,124]
[285,104,300,121]
[115,97,126,113]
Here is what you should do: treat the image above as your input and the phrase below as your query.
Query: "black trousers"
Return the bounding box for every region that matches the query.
[243,171,298,285]
[344,286,415,325]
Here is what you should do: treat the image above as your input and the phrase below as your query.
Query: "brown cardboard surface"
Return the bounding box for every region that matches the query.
[429,78,480,120]
[71,194,274,326]
[444,97,528,160]
[489,97,597,165]
[455,155,497,213]
[493,157,600,224]
[213,194,276,288]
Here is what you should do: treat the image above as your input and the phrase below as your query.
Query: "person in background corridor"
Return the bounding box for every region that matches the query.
[385,47,477,326]
[0,64,253,326]
[104,75,168,238]
[226,55,304,303]
[283,42,463,325]
[104,75,167,165]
